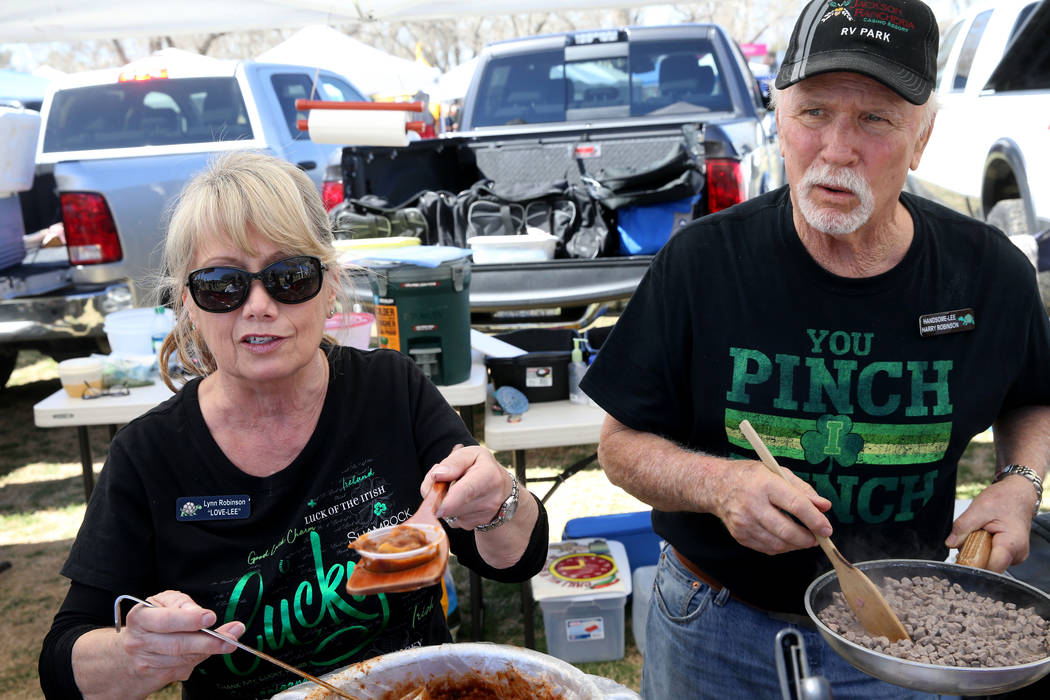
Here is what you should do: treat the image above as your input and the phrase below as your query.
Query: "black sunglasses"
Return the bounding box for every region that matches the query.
[186,255,327,313]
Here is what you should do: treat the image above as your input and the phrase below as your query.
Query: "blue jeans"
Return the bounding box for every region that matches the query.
[641,546,941,700]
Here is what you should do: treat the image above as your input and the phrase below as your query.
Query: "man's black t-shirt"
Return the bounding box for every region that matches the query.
[582,186,1050,614]
[50,346,548,698]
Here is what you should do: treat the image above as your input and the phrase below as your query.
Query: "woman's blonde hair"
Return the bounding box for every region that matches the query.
[156,151,348,390]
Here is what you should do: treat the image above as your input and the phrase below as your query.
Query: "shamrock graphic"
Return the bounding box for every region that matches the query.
[801,414,864,468]
[179,501,202,518]
[959,313,975,326]
[373,501,388,517]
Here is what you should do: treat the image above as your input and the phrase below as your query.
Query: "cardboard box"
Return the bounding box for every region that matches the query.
[532,538,632,663]
[562,510,663,571]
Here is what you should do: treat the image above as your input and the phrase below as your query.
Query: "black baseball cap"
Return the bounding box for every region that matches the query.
[775,0,939,105]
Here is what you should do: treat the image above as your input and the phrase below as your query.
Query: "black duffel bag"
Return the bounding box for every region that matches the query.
[331,190,458,246]
[452,179,608,258]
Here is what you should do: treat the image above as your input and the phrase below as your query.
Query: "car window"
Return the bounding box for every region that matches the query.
[631,39,733,116]
[1006,2,1038,44]
[318,75,366,103]
[41,77,252,153]
[470,37,731,128]
[471,49,566,127]
[952,10,992,92]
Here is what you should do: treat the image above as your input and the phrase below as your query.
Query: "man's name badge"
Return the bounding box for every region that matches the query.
[177,495,251,521]
[918,308,976,337]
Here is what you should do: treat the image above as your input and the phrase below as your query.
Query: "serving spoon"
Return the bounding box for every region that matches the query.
[113,594,356,699]
[739,420,911,642]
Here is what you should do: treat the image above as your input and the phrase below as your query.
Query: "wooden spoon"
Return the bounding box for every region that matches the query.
[956,529,993,568]
[739,420,911,642]
[346,482,450,596]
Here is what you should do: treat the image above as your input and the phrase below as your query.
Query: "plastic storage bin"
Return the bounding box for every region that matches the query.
[485,328,579,403]
[562,510,662,571]
[104,307,173,356]
[532,538,632,663]
[467,230,557,263]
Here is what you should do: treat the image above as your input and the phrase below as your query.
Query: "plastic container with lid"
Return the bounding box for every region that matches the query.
[57,357,104,398]
[104,307,173,357]
[533,538,632,663]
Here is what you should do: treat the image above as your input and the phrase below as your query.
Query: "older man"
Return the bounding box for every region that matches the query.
[580,0,1050,697]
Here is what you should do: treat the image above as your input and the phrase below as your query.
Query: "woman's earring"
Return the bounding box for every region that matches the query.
[328,308,336,318]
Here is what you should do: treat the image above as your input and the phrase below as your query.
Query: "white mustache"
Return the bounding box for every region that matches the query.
[801,164,871,199]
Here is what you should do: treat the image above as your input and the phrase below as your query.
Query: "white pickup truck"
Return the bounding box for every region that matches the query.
[910,0,1049,239]
[0,51,365,387]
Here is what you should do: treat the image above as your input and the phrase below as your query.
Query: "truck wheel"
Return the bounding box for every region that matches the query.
[0,349,17,391]
[987,198,1028,236]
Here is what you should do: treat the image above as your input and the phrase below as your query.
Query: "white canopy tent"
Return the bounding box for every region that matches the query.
[0,0,673,43]
[257,25,439,97]
[431,57,478,103]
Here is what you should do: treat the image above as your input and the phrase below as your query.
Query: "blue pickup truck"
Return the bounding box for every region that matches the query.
[336,24,784,328]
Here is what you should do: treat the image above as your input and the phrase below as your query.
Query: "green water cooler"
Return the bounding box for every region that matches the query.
[367,255,472,385]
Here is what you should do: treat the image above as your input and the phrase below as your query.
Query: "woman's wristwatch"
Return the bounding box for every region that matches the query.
[474,475,519,532]
[994,464,1044,517]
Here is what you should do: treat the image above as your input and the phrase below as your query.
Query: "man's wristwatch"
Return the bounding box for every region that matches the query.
[993,464,1044,517]
[475,475,519,532]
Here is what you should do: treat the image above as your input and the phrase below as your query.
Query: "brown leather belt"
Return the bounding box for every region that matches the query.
[671,546,815,630]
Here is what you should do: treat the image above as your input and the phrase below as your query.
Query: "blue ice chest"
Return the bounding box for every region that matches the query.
[616,194,699,255]
[562,511,662,571]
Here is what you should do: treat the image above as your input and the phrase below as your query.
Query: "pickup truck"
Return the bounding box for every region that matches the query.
[0,52,367,387]
[333,24,784,329]
[908,1,1049,249]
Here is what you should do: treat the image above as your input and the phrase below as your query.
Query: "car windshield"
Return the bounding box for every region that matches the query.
[42,77,253,152]
[471,37,732,127]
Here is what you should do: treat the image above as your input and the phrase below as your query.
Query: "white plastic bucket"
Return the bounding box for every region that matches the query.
[325,311,374,349]
[103,307,173,356]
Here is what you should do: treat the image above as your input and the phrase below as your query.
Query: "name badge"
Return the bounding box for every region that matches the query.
[177,495,251,521]
[918,308,975,338]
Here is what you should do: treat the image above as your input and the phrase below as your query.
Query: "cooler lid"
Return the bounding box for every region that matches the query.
[343,245,471,269]
[532,537,632,602]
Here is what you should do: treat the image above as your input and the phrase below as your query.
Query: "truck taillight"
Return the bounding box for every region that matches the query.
[61,193,123,265]
[706,158,746,213]
[322,179,345,211]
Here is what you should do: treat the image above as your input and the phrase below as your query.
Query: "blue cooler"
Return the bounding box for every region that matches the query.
[616,194,699,255]
[562,510,662,572]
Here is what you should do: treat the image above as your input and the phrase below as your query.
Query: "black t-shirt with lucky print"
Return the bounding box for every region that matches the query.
[582,186,1050,615]
[61,346,547,699]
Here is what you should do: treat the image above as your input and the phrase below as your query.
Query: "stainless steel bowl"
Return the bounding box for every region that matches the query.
[804,559,1050,695]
